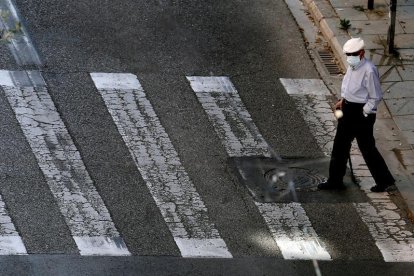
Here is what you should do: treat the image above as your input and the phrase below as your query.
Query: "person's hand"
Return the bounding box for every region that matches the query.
[335,99,343,110]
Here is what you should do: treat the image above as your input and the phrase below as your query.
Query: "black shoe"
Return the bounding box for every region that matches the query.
[317,181,346,190]
[370,184,393,193]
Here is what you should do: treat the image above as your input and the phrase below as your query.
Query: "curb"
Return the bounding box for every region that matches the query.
[303,0,348,70]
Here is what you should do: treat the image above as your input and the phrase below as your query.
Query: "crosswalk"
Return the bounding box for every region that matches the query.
[0,70,413,261]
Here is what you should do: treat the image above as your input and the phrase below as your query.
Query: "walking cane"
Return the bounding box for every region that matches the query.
[348,156,357,184]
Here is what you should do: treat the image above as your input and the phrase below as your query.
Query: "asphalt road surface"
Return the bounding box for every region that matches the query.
[0,0,413,275]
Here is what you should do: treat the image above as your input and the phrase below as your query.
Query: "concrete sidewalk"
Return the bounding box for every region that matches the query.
[302,0,414,216]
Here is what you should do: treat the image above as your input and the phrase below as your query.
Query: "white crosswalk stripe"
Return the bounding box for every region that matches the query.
[282,78,414,262]
[279,78,334,156]
[90,73,232,258]
[0,70,130,256]
[256,202,331,260]
[186,77,271,157]
[187,76,331,260]
[0,194,27,255]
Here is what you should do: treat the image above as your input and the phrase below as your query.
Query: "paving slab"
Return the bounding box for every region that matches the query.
[383,81,414,98]
[398,64,414,80]
[399,49,414,61]
[359,34,387,49]
[324,18,350,38]
[366,49,399,66]
[394,34,414,49]
[396,5,414,19]
[378,65,403,82]
[397,0,414,6]
[365,7,389,20]
[385,98,414,116]
[402,130,414,146]
[336,7,369,20]
[311,0,338,18]
[400,20,414,34]
[376,101,393,119]
[394,115,414,131]
[374,117,411,150]
[348,20,405,36]
[330,0,388,9]
[334,34,351,51]
[399,149,414,166]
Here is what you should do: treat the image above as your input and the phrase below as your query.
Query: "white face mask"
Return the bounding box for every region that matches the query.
[347,55,361,69]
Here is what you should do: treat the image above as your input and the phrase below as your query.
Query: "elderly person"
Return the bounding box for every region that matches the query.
[318,37,395,192]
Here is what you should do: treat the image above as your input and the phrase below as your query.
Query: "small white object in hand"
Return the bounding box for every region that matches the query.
[334,110,343,119]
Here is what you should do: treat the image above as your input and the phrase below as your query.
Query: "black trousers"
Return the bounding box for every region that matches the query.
[328,100,395,186]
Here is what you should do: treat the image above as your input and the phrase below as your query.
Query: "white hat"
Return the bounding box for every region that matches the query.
[343,37,365,53]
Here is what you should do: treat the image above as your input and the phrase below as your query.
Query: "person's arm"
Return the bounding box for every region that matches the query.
[335,98,344,110]
[363,68,383,115]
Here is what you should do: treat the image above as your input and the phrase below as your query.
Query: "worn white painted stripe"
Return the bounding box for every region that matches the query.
[0,70,15,87]
[188,76,331,260]
[91,73,231,258]
[174,238,231,258]
[0,194,27,255]
[355,178,414,262]
[257,203,331,260]
[187,76,271,157]
[280,78,336,156]
[355,201,414,262]
[92,73,140,90]
[187,76,237,93]
[73,237,130,256]
[280,78,331,96]
[281,78,414,262]
[0,0,42,66]
[0,237,27,255]
[0,70,129,256]
[0,71,29,255]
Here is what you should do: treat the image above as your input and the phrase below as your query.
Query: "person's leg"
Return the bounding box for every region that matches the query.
[319,103,355,190]
[356,114,395,191]
[327,118,354,185]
